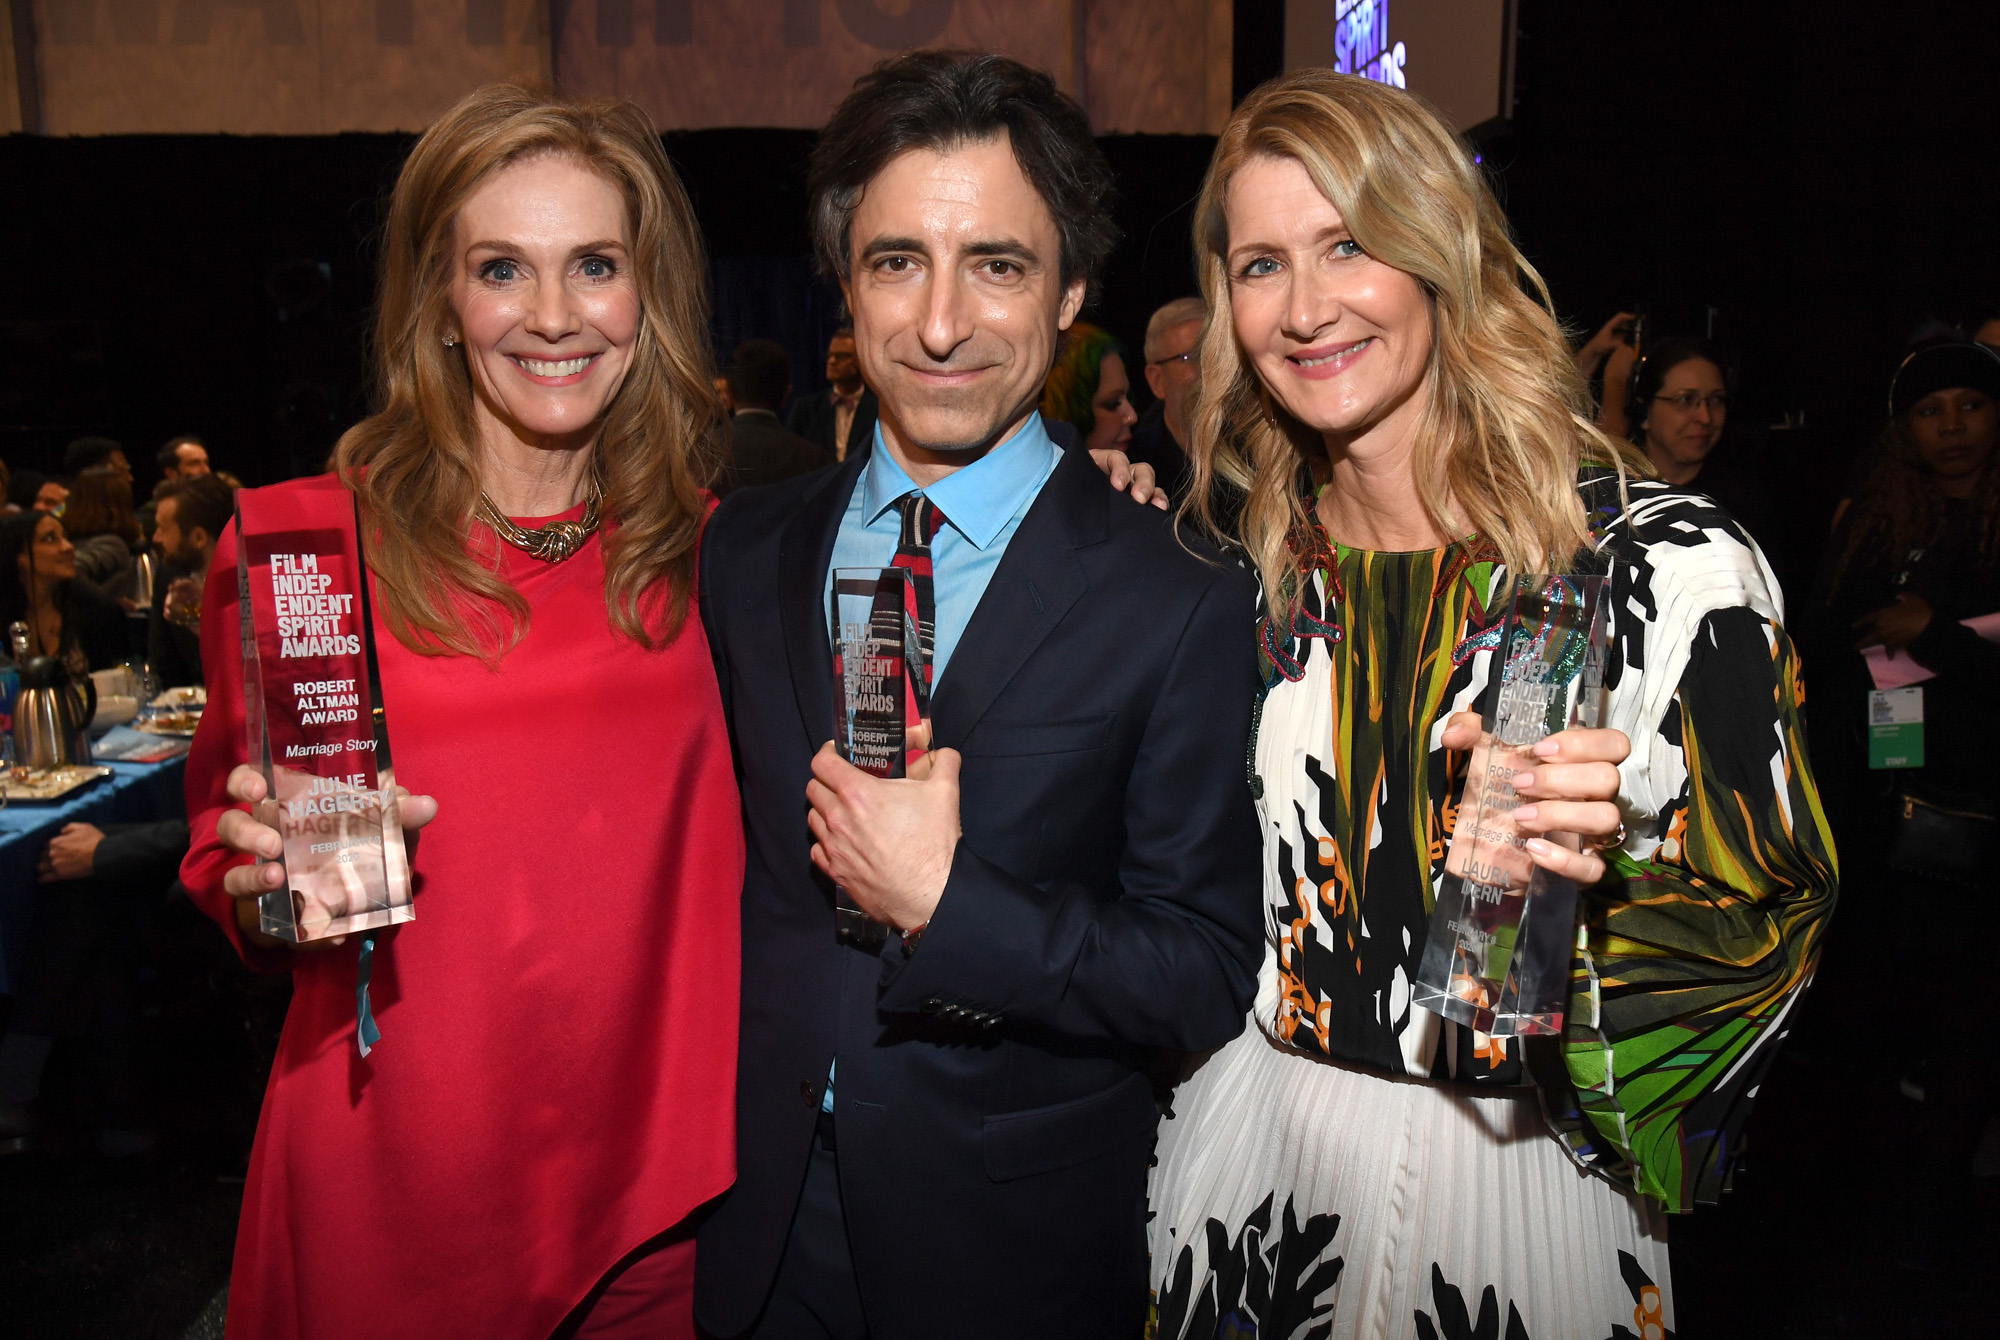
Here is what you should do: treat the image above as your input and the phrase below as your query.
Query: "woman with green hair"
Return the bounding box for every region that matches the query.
[1041,321,1138,452]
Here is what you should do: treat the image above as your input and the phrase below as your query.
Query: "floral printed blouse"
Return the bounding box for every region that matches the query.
[1250,468,1838,1211]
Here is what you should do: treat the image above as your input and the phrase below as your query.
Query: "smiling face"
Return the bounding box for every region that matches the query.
[20,514,75,586]
[449,153,641,453]
[1641,356,1728,482]
[1908,386,1998,491]
[1086,350,1138,451]
[841,136,1086,465]
[1223,154,1434,454]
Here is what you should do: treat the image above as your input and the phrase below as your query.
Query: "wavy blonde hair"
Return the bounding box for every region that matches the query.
[1184,71,1642,609]
[334,84,724,659]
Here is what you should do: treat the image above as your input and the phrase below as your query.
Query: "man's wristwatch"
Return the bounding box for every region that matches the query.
[901,921,929,955]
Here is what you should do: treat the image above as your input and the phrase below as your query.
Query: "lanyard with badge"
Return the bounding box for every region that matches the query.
[1866,548,1926,770]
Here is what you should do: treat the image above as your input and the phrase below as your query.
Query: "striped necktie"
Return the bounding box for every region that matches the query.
[892,491,947,698]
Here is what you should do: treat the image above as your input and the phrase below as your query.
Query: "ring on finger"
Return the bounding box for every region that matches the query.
[1588,821,1627,853]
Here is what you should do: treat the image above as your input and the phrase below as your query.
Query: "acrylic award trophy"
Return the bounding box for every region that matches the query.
[1413,574,1611,1037]
[237,486,412,943]
[829,567,929,948]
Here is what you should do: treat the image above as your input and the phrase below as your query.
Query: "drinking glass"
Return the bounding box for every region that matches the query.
[121,661,159,728]
[164,577,204,631]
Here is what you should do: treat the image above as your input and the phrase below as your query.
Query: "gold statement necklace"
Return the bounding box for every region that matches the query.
[475,480,603,563]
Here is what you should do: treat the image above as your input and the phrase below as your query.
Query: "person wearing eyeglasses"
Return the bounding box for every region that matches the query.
[1625,336,1772,553]
[1128,296,1204,503]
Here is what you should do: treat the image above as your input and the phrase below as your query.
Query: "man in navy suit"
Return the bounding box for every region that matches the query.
[695,52,1262,1340]
[785,327,879,462]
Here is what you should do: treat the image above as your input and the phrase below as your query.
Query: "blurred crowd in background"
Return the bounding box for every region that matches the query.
[10,293,2000,1110]
[3,260,2000,1330]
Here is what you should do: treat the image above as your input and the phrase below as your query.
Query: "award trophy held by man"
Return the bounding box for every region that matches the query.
[830,563,930,947]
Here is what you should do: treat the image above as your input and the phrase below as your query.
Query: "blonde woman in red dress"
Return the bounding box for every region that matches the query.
[181,87,741,1339]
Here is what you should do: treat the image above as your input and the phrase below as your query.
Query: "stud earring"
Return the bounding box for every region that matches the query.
[442,333,459,348]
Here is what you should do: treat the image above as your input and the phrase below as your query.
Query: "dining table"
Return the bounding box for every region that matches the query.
[0,737,189,996]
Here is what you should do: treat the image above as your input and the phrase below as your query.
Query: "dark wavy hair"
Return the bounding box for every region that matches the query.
[157,474,237,547]
[1829,401,2000,594]
[0,510,81,662]
[807,50,1117,302]
[62,436,123,476]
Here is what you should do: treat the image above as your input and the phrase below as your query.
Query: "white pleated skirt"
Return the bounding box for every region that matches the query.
[1149,1022,1673,1340]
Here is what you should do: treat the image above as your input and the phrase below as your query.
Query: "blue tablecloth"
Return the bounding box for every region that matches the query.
[0,755,188,996]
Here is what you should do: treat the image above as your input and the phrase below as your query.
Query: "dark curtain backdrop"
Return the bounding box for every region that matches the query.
[709,254,844,402]
[1492,0,2000,597]
[2,0,1996,543]
[0,123,1217,497]
[0,133,407,488]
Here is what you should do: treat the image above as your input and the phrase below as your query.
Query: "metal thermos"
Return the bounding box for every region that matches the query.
[11,656,96,767]
[133,550,158,610]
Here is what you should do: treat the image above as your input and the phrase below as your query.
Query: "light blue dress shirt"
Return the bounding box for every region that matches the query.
[820,412,1065,1113]
[823,412,1064,684]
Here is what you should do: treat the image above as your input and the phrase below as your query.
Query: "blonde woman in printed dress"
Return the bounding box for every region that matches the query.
[1147,72,1837,1340]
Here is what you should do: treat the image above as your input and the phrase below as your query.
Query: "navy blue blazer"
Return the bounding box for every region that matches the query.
[692,426,1263,1340]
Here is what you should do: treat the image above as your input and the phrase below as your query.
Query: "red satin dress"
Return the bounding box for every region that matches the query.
[182,476,742,1340]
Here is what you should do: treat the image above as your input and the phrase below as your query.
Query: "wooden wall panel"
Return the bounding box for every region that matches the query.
[555,0,1077,131]
[36,0,326,134]
[14,0,1234,135]
[317,0,549,134]
[2,0,25,134]
[1081,0,1231,135]
[29,0,546,135]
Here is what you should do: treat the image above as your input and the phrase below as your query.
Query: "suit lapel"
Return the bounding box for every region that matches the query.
[778,446,870,751]
[930,443,1107,750]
